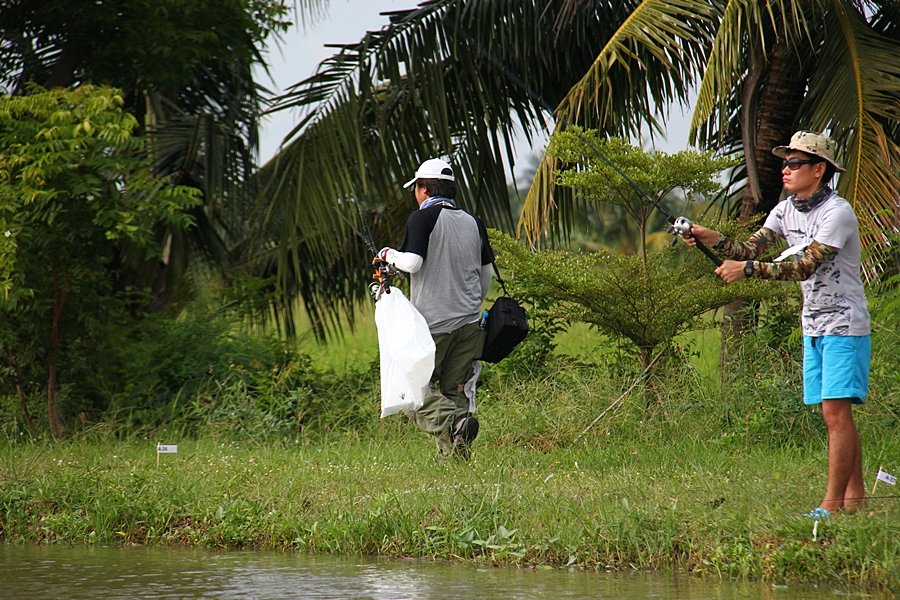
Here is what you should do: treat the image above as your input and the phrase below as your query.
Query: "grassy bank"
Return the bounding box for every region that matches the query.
[2,355,897,592]
[3,287,899,591]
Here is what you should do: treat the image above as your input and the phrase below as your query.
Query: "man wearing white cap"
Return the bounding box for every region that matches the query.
[684,131,870,519]
[378,158,495,459]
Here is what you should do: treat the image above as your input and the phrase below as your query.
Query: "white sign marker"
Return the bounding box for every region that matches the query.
[156,443,178,466]
[876,468,896,486]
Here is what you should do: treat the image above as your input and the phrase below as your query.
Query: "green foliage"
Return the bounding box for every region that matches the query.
[0,85,201,434]
[0,302,379,440]
[491,134,781,377]
[0,0,290,95]
[1,0,294,327]
[489,229,780,370]
[868,266,900,423]
[0,85,200,303]
[550,130,735,216]
[713,336,822,449]
[547,129,738,256]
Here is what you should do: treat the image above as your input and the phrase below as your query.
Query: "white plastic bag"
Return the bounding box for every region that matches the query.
[374,286,435,417]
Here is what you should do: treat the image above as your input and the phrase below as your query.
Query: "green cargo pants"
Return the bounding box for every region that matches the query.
[413,321,485,457]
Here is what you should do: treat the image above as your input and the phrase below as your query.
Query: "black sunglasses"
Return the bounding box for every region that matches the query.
[782,158,822,170]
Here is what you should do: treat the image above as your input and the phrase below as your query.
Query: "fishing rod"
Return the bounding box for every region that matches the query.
[449,23,722,267]
[335,201,399,301]
[356,203,400,301]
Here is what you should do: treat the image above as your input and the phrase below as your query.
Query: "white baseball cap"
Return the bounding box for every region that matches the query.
[403,158,455,189]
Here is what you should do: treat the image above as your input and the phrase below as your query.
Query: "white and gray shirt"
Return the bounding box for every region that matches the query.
[398,204,494,334]
[764,192,870,336]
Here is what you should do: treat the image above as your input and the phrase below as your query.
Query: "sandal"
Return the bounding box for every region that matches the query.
[805,507,830,520]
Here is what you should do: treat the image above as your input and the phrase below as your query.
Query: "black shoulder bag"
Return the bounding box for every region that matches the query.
[479,261,529,363]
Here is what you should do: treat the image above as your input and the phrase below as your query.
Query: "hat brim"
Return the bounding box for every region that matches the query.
[402,173,456,189]
[771,145,845,173]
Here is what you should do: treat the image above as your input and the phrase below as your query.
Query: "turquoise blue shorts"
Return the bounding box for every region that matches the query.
[803,335,870,405]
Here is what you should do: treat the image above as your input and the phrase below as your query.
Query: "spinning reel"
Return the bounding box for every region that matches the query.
[666,215,723,267]
[369,257,399,301]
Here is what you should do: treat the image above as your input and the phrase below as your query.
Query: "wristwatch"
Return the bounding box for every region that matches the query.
[743,260,754,278]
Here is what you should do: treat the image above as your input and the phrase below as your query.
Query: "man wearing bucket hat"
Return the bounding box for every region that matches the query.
[684,131,870,518]
[377,158,495,460]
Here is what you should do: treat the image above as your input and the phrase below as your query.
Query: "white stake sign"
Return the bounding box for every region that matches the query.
[156,443,178,466]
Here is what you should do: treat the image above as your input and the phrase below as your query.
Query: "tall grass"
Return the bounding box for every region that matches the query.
[1,288,898,590]
[2,337,897,589]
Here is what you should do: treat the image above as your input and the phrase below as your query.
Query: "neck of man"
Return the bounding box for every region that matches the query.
[791,184,832,213]
[794,183,824,201]
[419,196,455,210]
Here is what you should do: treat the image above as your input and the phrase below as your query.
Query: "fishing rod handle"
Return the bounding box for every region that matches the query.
[695,240,723,267]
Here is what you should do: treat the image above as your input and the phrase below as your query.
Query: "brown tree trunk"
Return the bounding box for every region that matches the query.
[739,42,809,222]
[637,345,664,407]
[722,32,811,361]
[47,285,67,440]
[8,354,36,435]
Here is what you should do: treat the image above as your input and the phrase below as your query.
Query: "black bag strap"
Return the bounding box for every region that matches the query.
[491,260,511,297]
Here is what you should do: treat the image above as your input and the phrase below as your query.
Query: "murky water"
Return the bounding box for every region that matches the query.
[0,544,849,599]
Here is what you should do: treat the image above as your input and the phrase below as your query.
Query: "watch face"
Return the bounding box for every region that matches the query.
[744,262,753,276]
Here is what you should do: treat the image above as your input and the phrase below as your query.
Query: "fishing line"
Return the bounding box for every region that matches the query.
[448,21,722,266]
[333,201,377,254]
[355,201,381,257]
[820,495,900,502]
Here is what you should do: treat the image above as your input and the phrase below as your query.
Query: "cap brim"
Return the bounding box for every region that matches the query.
[402,177,416,189]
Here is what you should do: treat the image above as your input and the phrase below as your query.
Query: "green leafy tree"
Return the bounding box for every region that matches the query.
[0,0,294,305]
[0,85,200,438]
[490,137,778,376]
[547,128,737,265]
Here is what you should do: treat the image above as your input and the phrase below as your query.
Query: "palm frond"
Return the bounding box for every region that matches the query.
[520,0,720,245]
[253,0,627,337]
[801,1,900,280]
[556,0,718,130]
[691,0,776,143]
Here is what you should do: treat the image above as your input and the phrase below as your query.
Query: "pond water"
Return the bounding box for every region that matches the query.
[0,544,850,599]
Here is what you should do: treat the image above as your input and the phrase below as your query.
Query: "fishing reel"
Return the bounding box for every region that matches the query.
[667,215,694,238]
[665,215,723,267]
[368,257,399,301]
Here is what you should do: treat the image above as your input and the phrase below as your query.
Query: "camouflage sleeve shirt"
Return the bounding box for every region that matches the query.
[713,227,836,281]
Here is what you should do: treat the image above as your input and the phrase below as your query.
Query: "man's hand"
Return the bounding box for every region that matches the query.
[682,224,721,248]
[715,260,746,283]
[377,247,397,263]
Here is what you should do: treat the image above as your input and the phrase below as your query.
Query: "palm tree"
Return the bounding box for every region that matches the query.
[530,1,898,266]
[256,0,898,337]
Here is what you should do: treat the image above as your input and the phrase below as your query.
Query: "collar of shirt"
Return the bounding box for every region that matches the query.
[420,196,456,210]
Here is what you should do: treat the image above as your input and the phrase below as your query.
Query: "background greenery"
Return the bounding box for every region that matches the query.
[1,1,897,589]
[2,248,898,588]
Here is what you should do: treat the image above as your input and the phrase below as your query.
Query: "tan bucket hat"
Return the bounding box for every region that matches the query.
[772,131,845,173]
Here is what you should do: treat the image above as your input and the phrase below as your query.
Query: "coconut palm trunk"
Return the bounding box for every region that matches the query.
[721,33,812,357]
